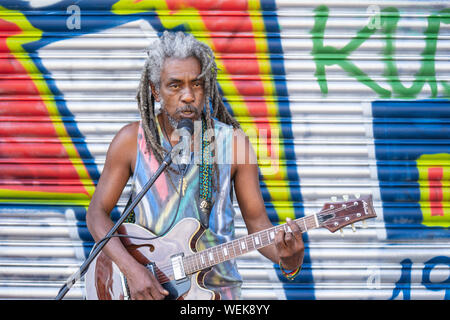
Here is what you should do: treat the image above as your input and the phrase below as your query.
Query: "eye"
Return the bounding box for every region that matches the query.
[169,83,179,89]
[193,81,203,88]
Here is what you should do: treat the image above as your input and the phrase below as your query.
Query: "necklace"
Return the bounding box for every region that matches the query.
[199,117,212,216]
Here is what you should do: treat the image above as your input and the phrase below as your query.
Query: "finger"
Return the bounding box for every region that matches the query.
[284,229,294,244]
[148,286,164,300]
[153,279,169,296]
[133,291,147,300]
[149,274,169,299]
[286,217,301,239]
[275,229,287,250]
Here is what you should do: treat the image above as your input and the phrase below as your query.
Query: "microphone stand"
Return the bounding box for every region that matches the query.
[55,151,174,300]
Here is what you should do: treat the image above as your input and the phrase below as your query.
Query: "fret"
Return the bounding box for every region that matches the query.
[186,255,192,274]
[216,244,222,262]
[182,256,189,275]
[217,246,222,264]
[185,255,192,275]
[313,213,319,228]
[224,242,231,260]
[184,214,325,275]
[200,253,205,266]
[208,251,213,263]
[253,233,260,247]
[193,254,198,272]
[269,229,275,242]
[220,243,225,259]
[264,229,270,246]
[212,246,219,265]
[231,240,237,259]
[240,239,246,252]
[246,235,253,252]
[210,247,220,264]
[247,235,254,251]
[213,247,219,265]
[223,245,228,258]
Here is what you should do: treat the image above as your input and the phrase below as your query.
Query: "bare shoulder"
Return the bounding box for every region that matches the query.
[115,121,139,141]
[231,127,257,179]
[109,121,139,149]
[106,121,140,172]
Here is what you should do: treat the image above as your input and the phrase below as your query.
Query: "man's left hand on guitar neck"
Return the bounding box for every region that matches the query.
[232,130,305,277]
[275,217,305,271]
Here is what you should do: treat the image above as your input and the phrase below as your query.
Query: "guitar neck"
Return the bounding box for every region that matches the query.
[182,214,319,275]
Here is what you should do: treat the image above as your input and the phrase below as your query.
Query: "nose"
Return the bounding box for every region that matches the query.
[181,86,195,104]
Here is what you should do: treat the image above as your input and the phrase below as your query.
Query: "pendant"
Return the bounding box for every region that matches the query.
[199,199,212,214]
[183,180,187,196]
[179,179,188,196]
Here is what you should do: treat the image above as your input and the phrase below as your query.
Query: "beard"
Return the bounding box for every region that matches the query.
[160,98,201,130]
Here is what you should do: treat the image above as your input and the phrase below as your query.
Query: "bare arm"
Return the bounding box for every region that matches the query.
[86,122,168,299]
[231,129,304,271]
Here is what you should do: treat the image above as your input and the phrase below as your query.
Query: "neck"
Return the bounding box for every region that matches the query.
[182,214,319,275]
[157,114,177,146]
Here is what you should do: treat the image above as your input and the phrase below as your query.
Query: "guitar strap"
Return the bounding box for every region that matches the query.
[198,115,213,229]
[122,193,135,223]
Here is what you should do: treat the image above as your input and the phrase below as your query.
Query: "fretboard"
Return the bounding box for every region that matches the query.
[182,214,319,275]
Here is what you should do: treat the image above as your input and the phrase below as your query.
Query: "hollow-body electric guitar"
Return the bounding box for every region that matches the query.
[85,194,376,300]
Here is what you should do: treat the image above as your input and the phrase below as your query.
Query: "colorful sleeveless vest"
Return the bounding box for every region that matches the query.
[129,118,242,299]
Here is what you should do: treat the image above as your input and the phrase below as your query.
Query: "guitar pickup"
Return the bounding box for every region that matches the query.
[171,253,186,281]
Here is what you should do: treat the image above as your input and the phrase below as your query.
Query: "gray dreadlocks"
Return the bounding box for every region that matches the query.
[136,31,240,191]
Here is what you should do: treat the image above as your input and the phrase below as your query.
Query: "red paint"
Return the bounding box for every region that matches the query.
[0,17,90,197]
[428,167,444,217]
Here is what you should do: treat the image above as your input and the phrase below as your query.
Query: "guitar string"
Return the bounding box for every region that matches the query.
[143,202,364,278]
[129,200,367,285]
[145,202,363,277]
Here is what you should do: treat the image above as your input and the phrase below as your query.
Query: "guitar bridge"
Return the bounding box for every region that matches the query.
[170,253,186,281]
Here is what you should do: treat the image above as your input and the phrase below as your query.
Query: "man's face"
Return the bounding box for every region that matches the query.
[153,56,205,128]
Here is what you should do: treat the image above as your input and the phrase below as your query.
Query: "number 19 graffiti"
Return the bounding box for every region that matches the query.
[389,257,450,300]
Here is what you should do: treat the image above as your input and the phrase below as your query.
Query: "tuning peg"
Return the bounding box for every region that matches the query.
[354,193,360,199]
[340,229,344,237]
[351,224,356,232]
[331,196,337,202]
[362,220,368,229]
[343,195,349,201]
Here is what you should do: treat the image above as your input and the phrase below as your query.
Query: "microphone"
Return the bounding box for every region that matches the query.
[177,118,195,136]
[170,118,194,171]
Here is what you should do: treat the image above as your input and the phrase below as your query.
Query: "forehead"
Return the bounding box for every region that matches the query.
[161,56,202,81]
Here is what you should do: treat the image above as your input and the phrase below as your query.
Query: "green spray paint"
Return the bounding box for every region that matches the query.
[311,5,450,99]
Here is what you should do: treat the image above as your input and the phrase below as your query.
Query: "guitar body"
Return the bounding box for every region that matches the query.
[84,218,220,300]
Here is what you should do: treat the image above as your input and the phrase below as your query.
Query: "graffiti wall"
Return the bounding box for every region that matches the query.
[0,0,448,299]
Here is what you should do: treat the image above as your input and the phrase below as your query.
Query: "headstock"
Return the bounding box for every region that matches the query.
[317,194,376,233]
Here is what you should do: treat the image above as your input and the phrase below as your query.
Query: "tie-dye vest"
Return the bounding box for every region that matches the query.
[129,118,242,299]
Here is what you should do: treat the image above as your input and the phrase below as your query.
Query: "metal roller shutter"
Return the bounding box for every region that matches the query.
[0,0,448,300]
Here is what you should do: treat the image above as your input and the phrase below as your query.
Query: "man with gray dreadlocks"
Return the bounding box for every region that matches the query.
[86,31,304,300]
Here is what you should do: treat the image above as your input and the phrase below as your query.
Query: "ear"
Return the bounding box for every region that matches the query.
[149,82,160,102]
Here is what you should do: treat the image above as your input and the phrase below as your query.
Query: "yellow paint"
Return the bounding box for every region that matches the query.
[417,153,450,227]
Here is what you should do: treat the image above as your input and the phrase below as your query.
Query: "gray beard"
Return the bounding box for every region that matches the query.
[161,107,179,130]
[160,98,178,130]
